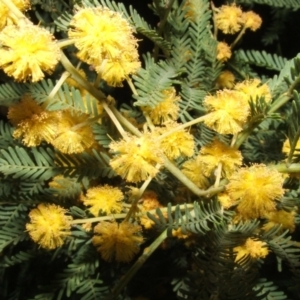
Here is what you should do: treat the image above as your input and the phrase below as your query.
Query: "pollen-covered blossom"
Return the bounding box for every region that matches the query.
[0,24,60,82]
[234,79,271,103]
[234,238,269,262]
[217,42,232,62]
[262,210,296,233]
[227,164,284,219]
[218,192,236,209]
[8,95,60,146]
[243,11,262,31]
[155,123,195,160]
[181,158,209,189]
[216,70,235,89]
[26,203,72,250]
[92,221,143,262]
[0,0,30,30]
[68,7,140,86]
[198,139,242,178]
[142,87,180,125]
[51,110,96,154]
[203,89,250,134]
[81,185,124,216]
[109,133,163,182]
[215,4,244,34]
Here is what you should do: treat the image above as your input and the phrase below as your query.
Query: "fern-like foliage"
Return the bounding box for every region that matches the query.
[253,278,288,300]
[0,204,29,252]
[286,91,300,162]
[234,50,288,72]
[179,221,269,299]
[147,200,229,236]
[0,82,27,106]
[237,0,300,9]
[268,53,300,98]
[133,55,183,107]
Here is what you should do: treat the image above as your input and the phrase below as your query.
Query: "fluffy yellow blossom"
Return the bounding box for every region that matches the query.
[198,139,242,177]
[217,42,232,62]
[263,210,296,233]
[216,70,235,89]
[26,203,72,250]
[215,4,244,34]
[81,185,123,216]
[234,238,269,262]
[96,48,141,87]
[109,133,163,182]
[172,228,190,239]
[181,158,209,189]
[0,24,60,82]
[142,88,180,125]
[93,221,143,262]
[203,89,250,134]
[227,164,284,219]
[68,7,140,86]
[243,11,262,31]
[51,110,95,154]
[155,124,195,160]
[234,79,271,103]
[282,138,300,156]
[8,95,60,146]
[0,0,30,30]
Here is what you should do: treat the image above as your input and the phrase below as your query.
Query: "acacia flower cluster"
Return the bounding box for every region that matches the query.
[8,95,96,153]
[198,139,242,177]
[26,203,72,250]
[92,221,143,262]
[234,238,269,262]
[68,6,140,86]
[0,24,60,82]
[215,3,262,34]
[81,185,124,216]
[226,164,284,219]
[109,132,163,182]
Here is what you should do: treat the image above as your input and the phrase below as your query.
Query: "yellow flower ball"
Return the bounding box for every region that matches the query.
[26,203,72,250]
[217,42,232,62]
[227,164,284,219]
[93,221,143,262]
[81,185,124,216]
[215,4,244,34]
[0,24,60,82]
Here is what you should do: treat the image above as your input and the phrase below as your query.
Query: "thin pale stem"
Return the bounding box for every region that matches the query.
[42,71,70,109]
[230,26,246,49]
[0,0,28,22]
[211,1,218,38]
[123,172,157,222]
[57,39,75,49]
[214,162,222,188]
[59,51,127,138]
[158,114,207,140]
[109,229,168,300]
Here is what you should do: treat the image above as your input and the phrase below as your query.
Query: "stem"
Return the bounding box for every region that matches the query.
[230,26,246,49]
[158,114,207,140]
[59,51,127,138]
[268,93,291,114]
[211,1,218,39]
[0,0,28,21]
[273,163,300,173]
[124,173,156,222]
[42,71,70,109]
[57,39,75,49]
[214,162,222,187]
[109,229,168,300]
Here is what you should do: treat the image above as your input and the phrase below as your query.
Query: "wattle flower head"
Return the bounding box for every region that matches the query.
[26,203,72,250]
[0,24,60,82]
